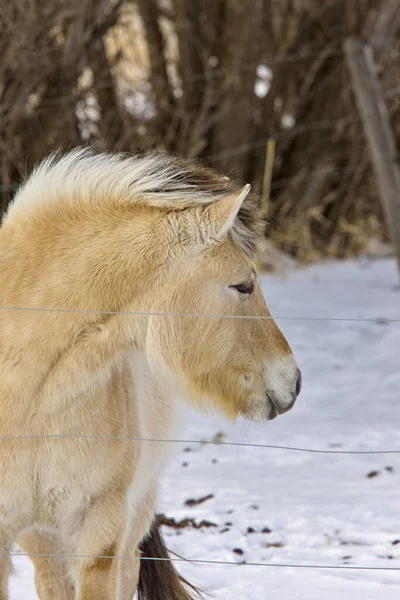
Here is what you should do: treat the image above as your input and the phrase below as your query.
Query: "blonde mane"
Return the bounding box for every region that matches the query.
[6,147,262,257]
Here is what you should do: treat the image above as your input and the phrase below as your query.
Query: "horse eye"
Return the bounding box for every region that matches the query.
[231,280,254,295]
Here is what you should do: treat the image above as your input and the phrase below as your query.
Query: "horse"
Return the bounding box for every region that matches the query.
[0,148,301,600]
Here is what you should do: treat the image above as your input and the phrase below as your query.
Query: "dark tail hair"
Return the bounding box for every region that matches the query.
[137,518,203,600]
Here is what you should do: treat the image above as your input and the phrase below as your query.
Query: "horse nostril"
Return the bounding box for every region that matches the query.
[295,369,302,397]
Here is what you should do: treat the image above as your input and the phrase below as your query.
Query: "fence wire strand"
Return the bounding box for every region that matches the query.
[6,551,400,571]
[0,434,399,455]
[0,305,399,323]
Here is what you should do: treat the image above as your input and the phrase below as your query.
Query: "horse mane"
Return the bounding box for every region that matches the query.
[6,147,262,257]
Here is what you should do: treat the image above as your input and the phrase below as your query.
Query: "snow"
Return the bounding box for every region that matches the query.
[281,114,295,128]
[255,80,270,98]
[255,64,272,98]
[10,258,400,599]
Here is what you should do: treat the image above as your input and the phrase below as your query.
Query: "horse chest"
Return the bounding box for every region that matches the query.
[127,351,183,507]
[36,436,124,492]
[3,433,125,533]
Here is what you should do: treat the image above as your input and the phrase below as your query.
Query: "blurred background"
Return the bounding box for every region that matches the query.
[1,0,399,262]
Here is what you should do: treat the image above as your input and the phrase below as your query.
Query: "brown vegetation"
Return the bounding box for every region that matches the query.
[1,0,399,259]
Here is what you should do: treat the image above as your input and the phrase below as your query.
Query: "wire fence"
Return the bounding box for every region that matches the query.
[1,312,399,574]
[0,306,399,460]
[1,304,399,453]
[7,551,400,571]
[0,305,399,323]
[1,433,399,455]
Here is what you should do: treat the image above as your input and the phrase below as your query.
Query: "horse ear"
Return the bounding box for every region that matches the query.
[205,184,251,240]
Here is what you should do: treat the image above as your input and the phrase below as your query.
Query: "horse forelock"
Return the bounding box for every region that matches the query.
[5,147,262,259]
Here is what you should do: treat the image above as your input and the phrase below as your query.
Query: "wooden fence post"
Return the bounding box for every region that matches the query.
[344,37,400,278]
[262,137,276,218]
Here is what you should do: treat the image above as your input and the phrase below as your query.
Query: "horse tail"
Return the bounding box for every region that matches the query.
[137,518,203,600]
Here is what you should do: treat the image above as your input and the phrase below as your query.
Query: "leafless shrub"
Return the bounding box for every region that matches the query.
[1,0,399,260]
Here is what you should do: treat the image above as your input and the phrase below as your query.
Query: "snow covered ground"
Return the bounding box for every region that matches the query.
[10,258,400,599]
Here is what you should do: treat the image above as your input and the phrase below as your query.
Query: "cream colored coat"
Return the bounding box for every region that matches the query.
[0,149,300,599]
